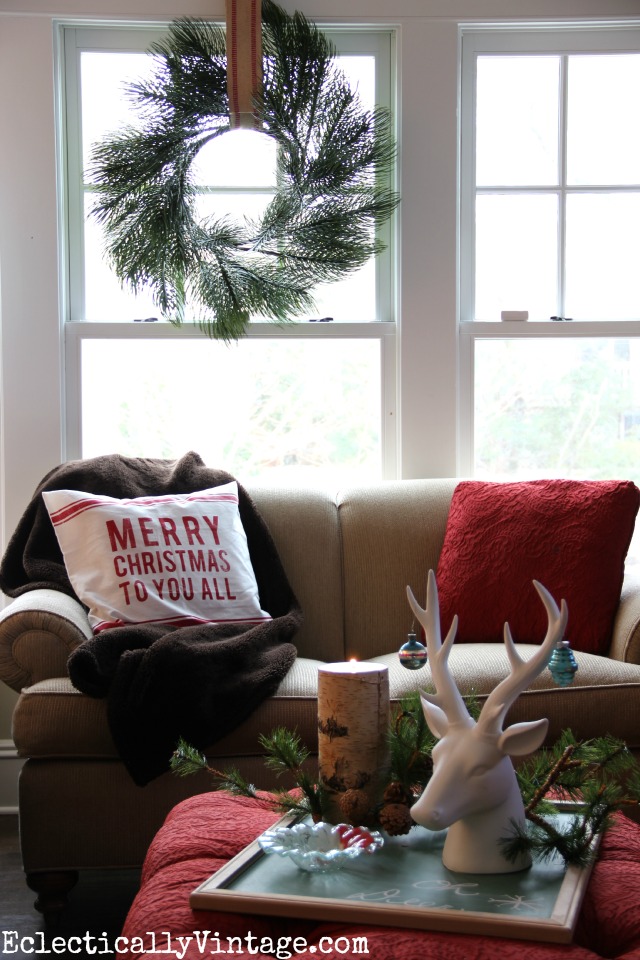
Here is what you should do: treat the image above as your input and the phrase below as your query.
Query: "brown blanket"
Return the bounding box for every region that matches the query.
[0,452,301,785]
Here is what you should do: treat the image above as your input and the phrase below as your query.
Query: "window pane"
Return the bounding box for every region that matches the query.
[306,258,376,322]
[474,337,640,484]
[476,56,559,187]
[81,52,155,174]
[474,335,640,562]
[567,55,640,186]
[81,338,382,483]
[84,195,158,321]
[340,55,376,109]
[475,194,558,320]
[565,193,640,320]
[78,48,383,324]
[192,129,277,188]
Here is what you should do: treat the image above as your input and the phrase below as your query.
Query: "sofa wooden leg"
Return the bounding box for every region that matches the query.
[26,870,79,924]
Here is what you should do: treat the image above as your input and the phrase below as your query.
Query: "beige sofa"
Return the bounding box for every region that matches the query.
[2,478,640,920]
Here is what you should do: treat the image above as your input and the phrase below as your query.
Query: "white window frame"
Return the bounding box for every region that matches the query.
[458,22,640,477]
[59,22,399,479]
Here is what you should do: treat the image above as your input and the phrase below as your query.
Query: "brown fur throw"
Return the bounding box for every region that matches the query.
[0,452,301,785]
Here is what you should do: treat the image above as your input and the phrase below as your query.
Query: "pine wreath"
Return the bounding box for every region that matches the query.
[89,0,399,340]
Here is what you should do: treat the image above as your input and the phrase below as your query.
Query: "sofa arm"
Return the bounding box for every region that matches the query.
[0,590,92,691]
[609,571,640,664]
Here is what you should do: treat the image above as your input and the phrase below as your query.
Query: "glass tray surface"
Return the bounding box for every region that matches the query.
[190,809,597,943]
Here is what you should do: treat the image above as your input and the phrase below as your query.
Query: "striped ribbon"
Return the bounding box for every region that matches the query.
[225,0,262,129]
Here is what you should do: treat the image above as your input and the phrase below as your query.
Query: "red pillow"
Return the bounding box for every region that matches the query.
[435,479,640,655]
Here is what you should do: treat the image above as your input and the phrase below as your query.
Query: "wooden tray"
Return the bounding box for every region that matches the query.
[190,807,598,943]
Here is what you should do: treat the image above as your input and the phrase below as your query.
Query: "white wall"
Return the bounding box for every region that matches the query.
[1,0,638,802]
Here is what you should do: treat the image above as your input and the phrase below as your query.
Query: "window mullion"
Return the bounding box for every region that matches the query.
[64,29,85,327]
[458,45,478,324]
[557,53,569,320]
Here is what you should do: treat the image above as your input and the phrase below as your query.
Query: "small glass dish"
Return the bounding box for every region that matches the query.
[258,821,384,873]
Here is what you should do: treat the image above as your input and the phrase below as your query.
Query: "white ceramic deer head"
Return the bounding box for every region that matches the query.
[407,570,568,874]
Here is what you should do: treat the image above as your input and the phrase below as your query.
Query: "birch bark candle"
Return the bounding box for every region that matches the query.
[317,661,390,824]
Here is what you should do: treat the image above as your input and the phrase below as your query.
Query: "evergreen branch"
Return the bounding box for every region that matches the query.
[170,738,210,777]
[170,738,259,798]
[269,790,313,817]
[501,816,598,869]
[259,727,310,777]
[511,729,640,865]
[256,729,326,822]
[172,717,639,853]
[525,744,579,813]
[388,692,437,798]
[267,784,326,822]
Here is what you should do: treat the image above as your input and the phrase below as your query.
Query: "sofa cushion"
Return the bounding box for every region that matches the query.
[435,479,640,654]
[374,650,640,752]
[12,659,324,761]
[42,482,270,632]
[14,648,640,760]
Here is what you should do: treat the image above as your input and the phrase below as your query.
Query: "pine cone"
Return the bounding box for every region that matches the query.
[379,802,413,836]
[383,780,412,805]
[338,788,371,824]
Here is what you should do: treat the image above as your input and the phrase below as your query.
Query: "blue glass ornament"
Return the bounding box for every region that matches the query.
[548,640,578,687]
[398,631,428,670]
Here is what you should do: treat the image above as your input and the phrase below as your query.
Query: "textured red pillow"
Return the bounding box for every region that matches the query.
[435,479,640,654]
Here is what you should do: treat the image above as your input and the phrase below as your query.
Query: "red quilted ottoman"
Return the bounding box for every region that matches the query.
[119,793,640,959]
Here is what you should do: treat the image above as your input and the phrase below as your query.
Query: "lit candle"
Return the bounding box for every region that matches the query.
[317,661,389,824]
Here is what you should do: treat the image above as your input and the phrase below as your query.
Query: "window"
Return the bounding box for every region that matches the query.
[460,27,640,499]
[61,23,397,485]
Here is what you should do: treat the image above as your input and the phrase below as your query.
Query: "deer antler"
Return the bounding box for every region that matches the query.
[407,569,471,728]
[477,580,568,736]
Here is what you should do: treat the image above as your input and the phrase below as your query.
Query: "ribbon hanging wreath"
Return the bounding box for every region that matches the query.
[225,0,262,129]
[88,0,399,340]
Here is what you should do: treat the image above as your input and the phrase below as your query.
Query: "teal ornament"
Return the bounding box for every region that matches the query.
[398,631,428,670]
[548,640,578,687]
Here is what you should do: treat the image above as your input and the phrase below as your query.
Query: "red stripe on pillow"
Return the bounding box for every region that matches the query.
[47,497,106,526]
[47,490,239,527]
[93,614,271,633]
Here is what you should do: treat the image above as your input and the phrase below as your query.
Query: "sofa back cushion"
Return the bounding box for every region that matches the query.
[248,486,345,662]
[338,479,458,660]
